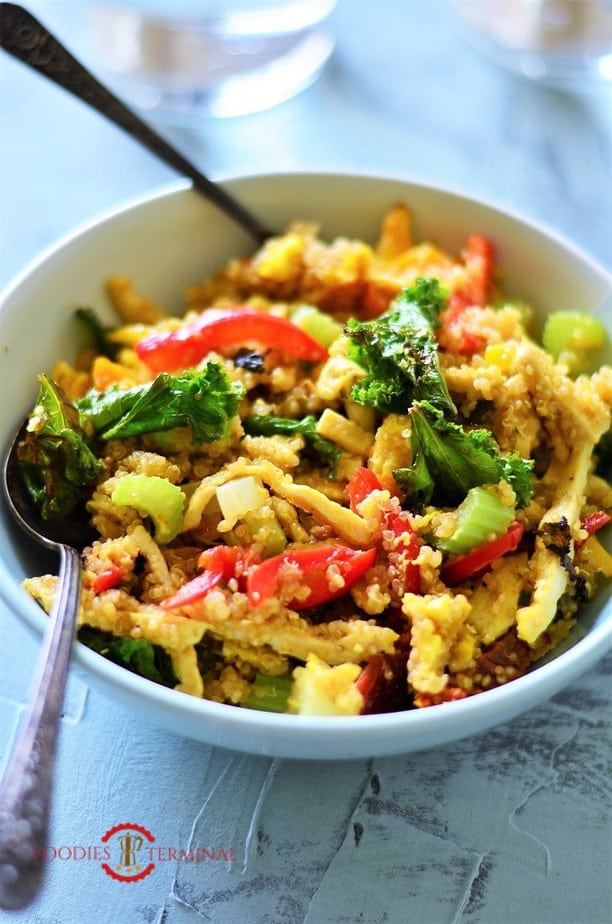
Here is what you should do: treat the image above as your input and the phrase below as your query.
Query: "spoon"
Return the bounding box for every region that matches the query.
[0,3,273,245]
[0,423,94,909]
[0,6,270,908]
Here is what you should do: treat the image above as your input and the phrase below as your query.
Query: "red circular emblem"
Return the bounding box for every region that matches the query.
[100,823,156,882]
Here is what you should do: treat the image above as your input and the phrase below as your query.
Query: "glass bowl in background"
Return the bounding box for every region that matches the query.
[453,0,612,87]
[87,0,338,119]
[24,0,338,120]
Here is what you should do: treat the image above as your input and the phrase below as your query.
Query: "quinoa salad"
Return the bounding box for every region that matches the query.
[17,203,612,716]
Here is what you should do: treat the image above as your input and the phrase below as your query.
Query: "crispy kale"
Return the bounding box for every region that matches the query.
[18,365,242,521]
[16,374,105,520]
[242,414,343,473]
[78,626,178,687]
[75,307,119,359]
[345,278,455,415]
[393,401,534,507]
[76,363,243,444]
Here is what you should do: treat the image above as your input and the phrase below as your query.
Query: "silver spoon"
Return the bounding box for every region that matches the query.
[0,8,272,902]
[0,423,95,909]
[0,2,273,245]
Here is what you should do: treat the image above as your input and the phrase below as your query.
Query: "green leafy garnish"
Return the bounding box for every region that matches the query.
[16,374,105,520]
[75,307,118,359]
[242,414,343,473]
[345,278,455,415]
[18,365,242,521]
[78,626,178,687]
[394,401,534,507]
[76,364,243,444]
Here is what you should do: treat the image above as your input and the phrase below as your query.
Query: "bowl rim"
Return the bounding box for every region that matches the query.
[1,170,610,756]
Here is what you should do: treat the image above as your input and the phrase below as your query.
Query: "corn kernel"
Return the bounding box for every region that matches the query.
[484,343,515,371]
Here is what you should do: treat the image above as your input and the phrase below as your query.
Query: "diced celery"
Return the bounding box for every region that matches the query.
[245,673,293,713]
[436,486,515,555]
[111,474,185,544]
[542,311,608,375]
[291,304,343,348]
[243,508,287,558]
[216,476,269,526]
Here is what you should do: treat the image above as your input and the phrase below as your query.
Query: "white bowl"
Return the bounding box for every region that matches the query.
[1,172,610,759]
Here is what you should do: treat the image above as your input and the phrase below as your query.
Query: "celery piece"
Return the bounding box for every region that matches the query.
[242,508,287,558]
[245,673,293,713]
[291,304,343,348]
[436,486,515,555]
[111,473,185,544]
[542,311,608,375]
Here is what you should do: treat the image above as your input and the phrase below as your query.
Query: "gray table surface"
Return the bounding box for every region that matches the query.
[1,2,611,922]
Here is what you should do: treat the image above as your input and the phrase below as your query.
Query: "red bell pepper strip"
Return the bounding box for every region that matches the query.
[347,467,421,593]
[385,511,421,594]
[440,234,493,355]
[160,545,248,609]
[91,564,124,594]
[136,307,329,373]
[438,302,486,355]
[441,521,524,586]
[356,651,412,714]
[247,544,377,609]
[450,234,494,310]
[580,510,611,538]
[346,466,383,513]
[159,569,225,609]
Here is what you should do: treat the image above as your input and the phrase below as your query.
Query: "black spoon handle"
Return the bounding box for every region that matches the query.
[0,3,273,244]
[0,543,81,910]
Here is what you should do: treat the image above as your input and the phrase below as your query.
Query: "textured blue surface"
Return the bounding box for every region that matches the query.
[1,1,611,921]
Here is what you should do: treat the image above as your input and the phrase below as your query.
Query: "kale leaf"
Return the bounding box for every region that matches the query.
[76,364,243,444]
[78,626,178,687]
[16,374,105,520]
[345,278,455,415]
[18,365,243,521]
[242,414,343,473]
[393,401,534,507]
[75,307,119,359]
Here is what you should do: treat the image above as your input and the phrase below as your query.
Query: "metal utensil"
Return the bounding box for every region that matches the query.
[0,424,93,910]
[0,5,270,908]
[0,3,272,244]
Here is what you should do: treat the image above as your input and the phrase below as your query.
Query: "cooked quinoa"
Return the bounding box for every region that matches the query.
[20,204,612,715]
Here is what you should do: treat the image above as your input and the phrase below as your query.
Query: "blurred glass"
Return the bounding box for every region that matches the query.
[454,0,612,87]
[84,0,337,119]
